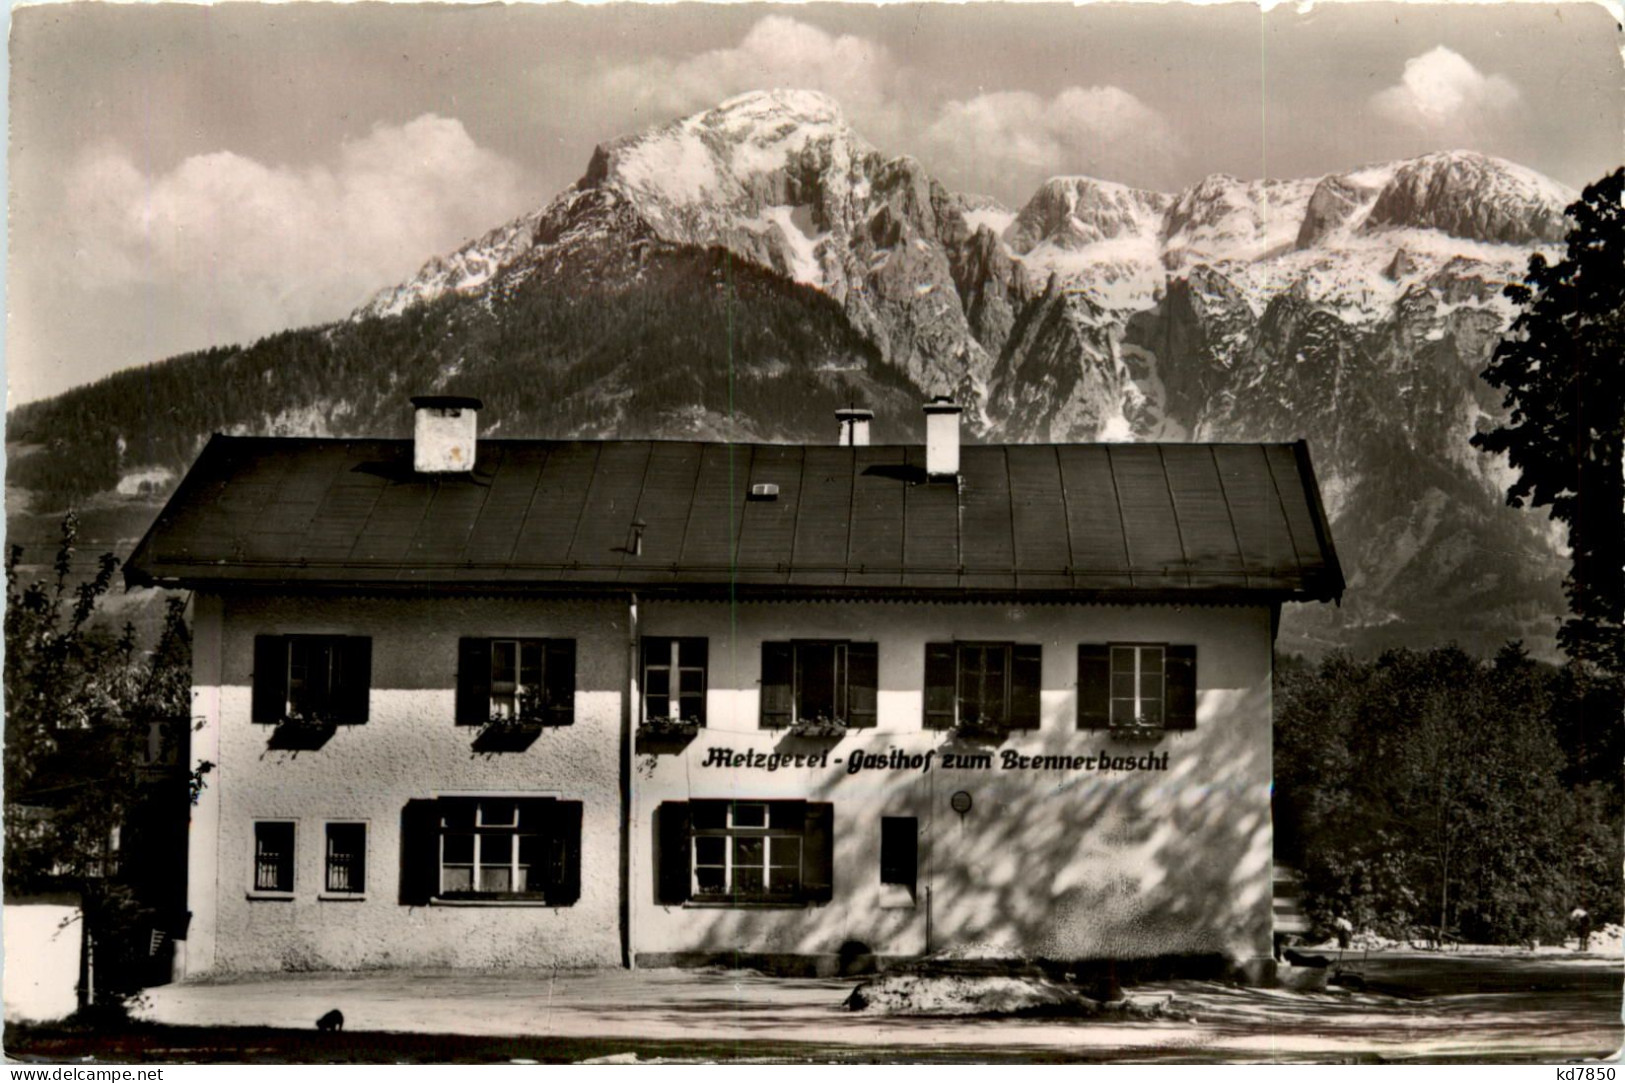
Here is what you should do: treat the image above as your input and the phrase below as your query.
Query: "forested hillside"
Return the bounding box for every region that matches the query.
[9,244,923,509]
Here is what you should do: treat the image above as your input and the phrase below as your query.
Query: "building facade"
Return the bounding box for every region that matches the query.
[127,396,1343,980]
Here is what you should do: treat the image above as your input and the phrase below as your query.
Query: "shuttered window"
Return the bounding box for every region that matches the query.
[654,800,834,906]
[397,797,581,906]
[252,635,371,724]
[759,642,879,728]
[922,643,1042,730]
[1077,643,1197,730]
[456,638,576,726]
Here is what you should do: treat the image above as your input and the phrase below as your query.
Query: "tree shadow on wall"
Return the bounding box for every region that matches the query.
[659,688,1275,967]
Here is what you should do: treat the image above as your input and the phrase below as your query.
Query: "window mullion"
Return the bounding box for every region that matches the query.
[1134,646,1144,720]
[836,643,848,720]
[1001,645,1012,718]
[791,645,801,723]
[724,822,733,895]
[324,643,337,710]
[668,640,681,719]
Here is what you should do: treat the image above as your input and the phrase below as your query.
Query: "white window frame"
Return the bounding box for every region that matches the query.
[642,638,707,723]
[1110,644,1167,728]
[955,642,1013,727]
[286,636,342,717]
[791,641,847,724]
[322,821,367,897]
[690,802,805,901]
[438,799,541,898]
[251,819,297,896]
[488,639,541,719]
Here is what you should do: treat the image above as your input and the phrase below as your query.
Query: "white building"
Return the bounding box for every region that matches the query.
[126,395,1343,981]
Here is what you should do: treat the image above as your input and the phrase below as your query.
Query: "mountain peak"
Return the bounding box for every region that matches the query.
[711,88,847,124]
[1009,176,1171,254]
[1362,150,1576,244]
[577,88,870,215]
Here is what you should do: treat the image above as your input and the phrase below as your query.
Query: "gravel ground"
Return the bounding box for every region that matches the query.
[57,949,1615,1063]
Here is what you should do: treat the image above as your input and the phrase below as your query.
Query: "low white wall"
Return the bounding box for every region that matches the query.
[4,902,81,1022]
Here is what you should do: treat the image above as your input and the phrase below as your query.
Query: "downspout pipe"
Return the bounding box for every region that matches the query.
[623,591,639,970]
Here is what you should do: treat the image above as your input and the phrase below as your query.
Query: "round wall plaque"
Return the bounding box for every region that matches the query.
[950,790,973,815]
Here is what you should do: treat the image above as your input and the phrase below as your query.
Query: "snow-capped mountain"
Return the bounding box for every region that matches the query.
[360,90,1011,397]
[9,91,1580,658]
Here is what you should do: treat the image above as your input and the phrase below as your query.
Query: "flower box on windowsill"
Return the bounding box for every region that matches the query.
[945,720,1011,747]
[267,714,338,751]
[1108,718,1167,742]
[640,717,702,740]
[783,717,848,740]
[483,714,546,734]
[473,714,545,753]
[637,717,702,754]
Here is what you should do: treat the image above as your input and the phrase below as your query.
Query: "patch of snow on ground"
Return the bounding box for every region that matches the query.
[844,972,1188,1020]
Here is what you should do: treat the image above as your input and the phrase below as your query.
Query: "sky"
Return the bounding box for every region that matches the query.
[7,2,1622,406]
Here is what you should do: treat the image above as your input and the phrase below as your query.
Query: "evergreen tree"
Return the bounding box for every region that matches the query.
[1472,168,1625,676]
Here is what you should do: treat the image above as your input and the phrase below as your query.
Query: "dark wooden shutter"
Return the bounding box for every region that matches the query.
[682,637,709,725]
[398,799,441,905]
[252,635,287,723]
[760,642,793,728]
[545,639,576,726]
[337,637,372,723]
[803,803,834,903]
[1010,643,1042,729]
[1077,644,1110,729]
[456,638,491,725]
[654,802,691,905]
[546,800,582,905]
[1166,645,1197,730]
[923,643,956,729]
[880,816,917,890]
[847,642,878,728]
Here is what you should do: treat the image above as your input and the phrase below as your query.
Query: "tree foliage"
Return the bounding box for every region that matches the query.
[4,513,210,1008]
[1276,644,1622,945]
[1472,168,1625,675]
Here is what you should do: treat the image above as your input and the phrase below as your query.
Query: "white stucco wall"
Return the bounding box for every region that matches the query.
[187,591,1274,975]
[188,593,626,975]
[631,600,1275,969]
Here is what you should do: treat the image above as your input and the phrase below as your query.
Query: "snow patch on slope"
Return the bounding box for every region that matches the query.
[760,204,827,286]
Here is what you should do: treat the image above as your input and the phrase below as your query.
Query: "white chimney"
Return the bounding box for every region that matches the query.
[836,406,874,447]
[924,396,962,479]
[411,395,482,474]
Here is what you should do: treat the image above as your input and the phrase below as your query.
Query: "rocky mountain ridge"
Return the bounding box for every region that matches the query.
[9,90,1576,658]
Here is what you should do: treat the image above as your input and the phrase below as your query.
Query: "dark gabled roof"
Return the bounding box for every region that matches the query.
[124,436,1344,602]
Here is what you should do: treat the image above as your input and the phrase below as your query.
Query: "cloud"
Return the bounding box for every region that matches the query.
[1370,46,1521,134]
[57,114,531,336]
[921,87,1183,197]
[598,16,898,120]
[574,19,1179,200]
